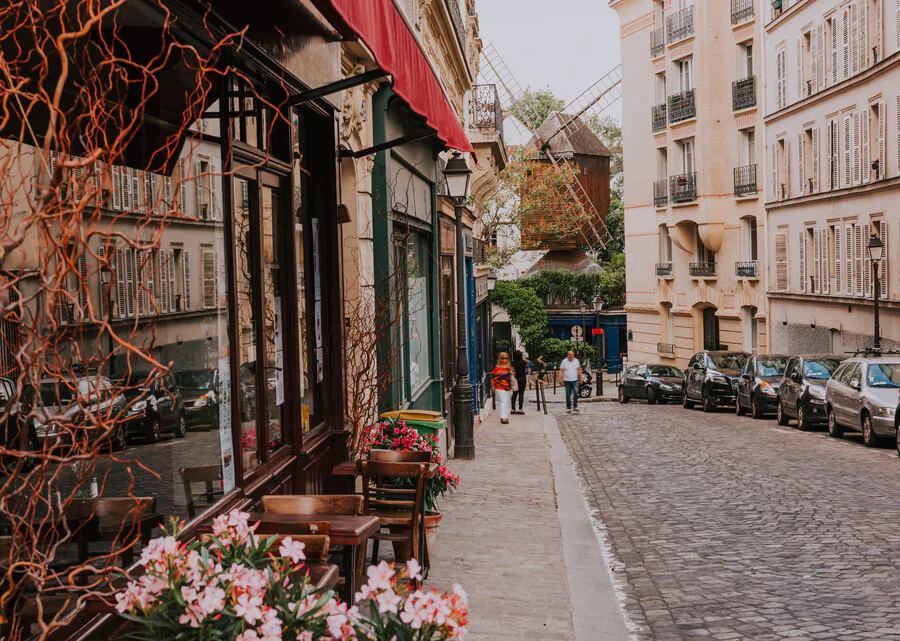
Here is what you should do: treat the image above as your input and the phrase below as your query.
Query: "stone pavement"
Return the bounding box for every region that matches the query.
[430,406,632,641]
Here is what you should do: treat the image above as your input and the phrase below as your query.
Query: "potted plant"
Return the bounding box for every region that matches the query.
[357,420,460,560]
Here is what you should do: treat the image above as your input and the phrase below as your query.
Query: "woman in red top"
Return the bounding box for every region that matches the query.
[491,352,514,424]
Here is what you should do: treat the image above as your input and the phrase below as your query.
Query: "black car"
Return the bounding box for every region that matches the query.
[735,354,791,419]
[176,369,220,430]
[682,350,750,412]
[121,373,187,442]
[618,364,684,404]
[777,354,845,430]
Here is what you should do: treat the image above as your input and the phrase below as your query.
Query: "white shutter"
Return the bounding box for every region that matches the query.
[776,50,785,109]
[878,100,886,179]
[799,230,808,292]
[164,176,173,213]
[827,120,835,189]
[864,222,872,297]
[812,126,820,193]
[116,248,127,319]
[813,229,821,293]
[125,248,136,318]
[92,160,103,207]
[776,232,789,291]
[821,228,830,294]
[122,167,132,211]
[843,7,851,79]
[811,30,819,94]
[77,250,88,312]
[111,166,122,211]
[797,38,804,99]
[98,245,108,318]
[210,163,219,220]
[835,225,843,294]
[853,111,861,185]
[781,50,788,107]
[854,223,863,296]
[879,220,889,298]
[817,24,826,91]
[179,158,188,215]
[133,170,143,214]
[798,133,806,195]
[862,108,871,183]
[844,113,853,187]
[850,1,859,75]
[860,0,869,71]
[182,250,192,311]
[168,250,177,312]
[832,16,840,85]
[875,0,883,61]
[195,160,203,219]
[144,171,153,214]
[202,250,216,308]
[897,0,900,49]
[785,137,791,198]
[896,95,900,174]
[846,223,854,293]
[771,144,778,200]
[136,250,146,317]
[160,250,170,313]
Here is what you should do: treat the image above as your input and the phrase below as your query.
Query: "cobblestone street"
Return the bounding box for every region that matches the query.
[557,402,900,641]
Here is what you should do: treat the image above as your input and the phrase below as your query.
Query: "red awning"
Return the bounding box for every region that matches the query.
[312,0,474,154]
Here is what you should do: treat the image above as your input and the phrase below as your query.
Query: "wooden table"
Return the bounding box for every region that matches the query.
[245,512,380,602]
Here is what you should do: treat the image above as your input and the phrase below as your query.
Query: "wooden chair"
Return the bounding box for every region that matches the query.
[263,534,331,563]
[65,497,158,565]
[361,460,428,567]
[369,449,432,463]
[261,494,363,516]
[180,464,223,519]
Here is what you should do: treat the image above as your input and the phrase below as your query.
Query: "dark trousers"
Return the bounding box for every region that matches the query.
[564,380,580,409]
[511,377,527,410]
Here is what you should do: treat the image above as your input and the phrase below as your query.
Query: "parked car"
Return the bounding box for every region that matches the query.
[682,350,749,412]
[176,369,220,430]
[826,356,900,447]
[0,377,34,472]
[121,372,187,442]
[735,355,791,419]
[23,376,127,451]
[618,364,684,404]
[776,355,845,430]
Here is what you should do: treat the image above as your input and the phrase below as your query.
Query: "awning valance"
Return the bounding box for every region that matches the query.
[311,0,474,154]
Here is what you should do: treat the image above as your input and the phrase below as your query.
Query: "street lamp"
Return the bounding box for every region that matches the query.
[579,301,587,358]
[868,233,884,352]
[592,295,604,396]
[444,151,475,459]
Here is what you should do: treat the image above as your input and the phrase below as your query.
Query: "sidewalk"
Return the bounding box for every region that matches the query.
[429,408,632,641]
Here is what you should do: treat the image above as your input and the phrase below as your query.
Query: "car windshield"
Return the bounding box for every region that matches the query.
[756,357,789,378]
[176,371,214,390]
[866,363,900,388]
[802,358,842,379]
[647,366,683,378]
[37,382,75,406]
[708,353,748,370]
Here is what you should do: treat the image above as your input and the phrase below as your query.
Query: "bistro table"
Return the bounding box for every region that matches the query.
[245,512,380,602]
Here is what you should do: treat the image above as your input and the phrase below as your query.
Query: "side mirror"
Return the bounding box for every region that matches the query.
[693,362,704,370]
[742,373,752,380]
[849,379,861,391]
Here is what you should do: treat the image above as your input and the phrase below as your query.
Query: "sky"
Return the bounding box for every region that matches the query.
[476,0,623,142]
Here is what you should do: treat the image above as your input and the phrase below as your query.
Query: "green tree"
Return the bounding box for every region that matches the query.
[509,87,565,131]
[589,115,623,176]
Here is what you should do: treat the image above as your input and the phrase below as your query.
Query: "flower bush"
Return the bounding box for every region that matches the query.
[357,420,460,511]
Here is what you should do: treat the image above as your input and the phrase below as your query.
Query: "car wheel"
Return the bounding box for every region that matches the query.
[173,414,187,439]
[827,408,844,438]
[750,394,764,420]
[862,413,878,447]
[617,386,629,404]
[647,387,657,405]
[148,417,161,443]
[579,386,592,399]
[896,425,900,457]
[114,425,127,452]
[736,394,746,416]
[797,403,812,431]
[702,387,714,413]
[682,389,694,409]
[776,401,790,426]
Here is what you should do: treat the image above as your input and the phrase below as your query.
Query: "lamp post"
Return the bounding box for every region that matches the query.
[868,233,885,352]
[579,301,587,360]
[444,151,474,459]
[592,295,604,396]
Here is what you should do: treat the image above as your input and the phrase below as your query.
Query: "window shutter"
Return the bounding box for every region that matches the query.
[897,0,900,49]
[202,250,216,308]
[877,100,886,179]
[98,245,107,319]
[797,38,804,99]
[842,7,850,79]
[78,250,88,311]
[832,17,840,85]
[827,120,835,189]
[799,231,808,292]
[812,126,820,193]
[852,110,861,185]
[897,95,900,174]
[862,108,871,183]
[182,250,192,311]
[811,31,818,94]
[821,228,830,293]
[144,171,153,214]
[92,160,103,207]
[875,0,883,60]
[132,170,143,215]
[210,163,219,220]
[813,229,820,293]
[125,248,136,318]
[860,0,869,71]
[776,232,789,291]
[863,222,872,297]
[854,222,863,296]
[136,251,146,317]
[835,225,842,293]
[850,1,859,75]
[164,176,173,212]
[115,248,127,319]
[843,113,852,187]
[179,158,188,215]
[776,50,785,109]
[781,50,788,107]
[798,133,806,195]
[879,220,889,298]
[122,167,132,211]
[771,144,778,200]
[160,250,170,313]
[845,222,854,293]
[785,137,791,198]
[111,166,122,211]
[195,160,203,219]
[817,24,826,90]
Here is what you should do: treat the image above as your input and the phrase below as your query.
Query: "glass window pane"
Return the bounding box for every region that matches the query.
[293,186,312,433]
[262,185,287,452]
[406,237,431,393]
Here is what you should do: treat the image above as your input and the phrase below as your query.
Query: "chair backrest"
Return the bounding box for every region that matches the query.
[180,464,223,519]
[252,520,331,537]
[369,449,432,463]
[361,461,428,525]
[66,497,157,521]
[263,534,331,563]
[261,494,364,516]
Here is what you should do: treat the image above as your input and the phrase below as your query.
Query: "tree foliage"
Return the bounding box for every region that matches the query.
[508,87,565,131]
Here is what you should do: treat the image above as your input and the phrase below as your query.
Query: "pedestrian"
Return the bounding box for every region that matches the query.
[491,352,514,424]
[557,350,583,413]
[525,354,535,390]
[536,355,546,383]
[511,350,528,415]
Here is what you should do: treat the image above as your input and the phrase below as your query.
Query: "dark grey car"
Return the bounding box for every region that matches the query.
[735,355,791,419]
[776,355,845,430]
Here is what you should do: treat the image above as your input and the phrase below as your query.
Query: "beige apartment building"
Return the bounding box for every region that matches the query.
[612,0,768,367]
[764,0,900,352]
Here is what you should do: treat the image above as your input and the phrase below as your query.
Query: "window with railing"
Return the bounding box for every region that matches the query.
[470,84,503,136]
[734,164,757,196]
[650,26,665,57]
[653,179,668,207]
[657,342,675,354]
[666,5,694,42]
[668,89,696,123]
[690,262,716,277]
[444,0,466,54]
[732,76,756,110]
[656,262,673,277]
[670,172,697,203]
[652,104,667,131]
[731,0,754,23]
[735,261,759,278]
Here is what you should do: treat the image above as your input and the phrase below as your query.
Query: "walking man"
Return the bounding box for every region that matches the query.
[558,350,582,413]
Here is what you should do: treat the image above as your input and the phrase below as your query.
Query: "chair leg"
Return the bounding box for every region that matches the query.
[371,537,380,566]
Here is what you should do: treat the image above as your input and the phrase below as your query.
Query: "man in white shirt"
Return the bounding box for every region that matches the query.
[557,351,582,413]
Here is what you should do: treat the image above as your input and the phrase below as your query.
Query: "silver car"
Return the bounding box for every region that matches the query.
[825,357,900,447]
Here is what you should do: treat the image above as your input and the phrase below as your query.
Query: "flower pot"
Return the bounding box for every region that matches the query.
[424,512,442,560]
[388,513,442,563]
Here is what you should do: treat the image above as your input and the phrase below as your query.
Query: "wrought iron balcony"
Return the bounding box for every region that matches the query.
[690,262,716,278]
[669,172,697,204]
[470,84,504,136]
[731,0,754,23]
[666,5,694,43]
[652,104,667,132]
[445,0,466,54]
[657,342,675,354]
[653,180,668,207]
[656,262,673,277]
[668,89,696,123]
[735,261,759,278]
[732,76,757,110]
[650,26,665,57]
[734,164,758,196]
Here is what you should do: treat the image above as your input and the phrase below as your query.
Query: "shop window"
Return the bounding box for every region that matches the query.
[404,234,432,396]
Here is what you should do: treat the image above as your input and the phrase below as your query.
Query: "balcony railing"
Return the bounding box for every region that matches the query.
[670,172,698,203]
[734,164,758,196]
[668,89,696,123]
[650,26,665,57]
[470,84,504,136]
[732,76,757,110]
[656,262,673,277]
[690,262,716,278]
[653,179,668,207]
[445,0,466,54]
[666,5,694,43]
[657,342,675,354]
[731,0,754,23]
[652,104,667,132]
[735,261,759,278]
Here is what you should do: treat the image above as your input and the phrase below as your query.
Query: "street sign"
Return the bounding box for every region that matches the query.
[571,325,584,338]
[592,328,603,335]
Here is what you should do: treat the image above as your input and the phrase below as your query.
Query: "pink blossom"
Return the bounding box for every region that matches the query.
[365,560,395,591]
[235,593,265,624]
[405,559,423,582]
[278,537,306,564]
[374,589,401,614]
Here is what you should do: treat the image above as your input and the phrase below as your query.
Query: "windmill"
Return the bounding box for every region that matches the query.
[479,43,622,255]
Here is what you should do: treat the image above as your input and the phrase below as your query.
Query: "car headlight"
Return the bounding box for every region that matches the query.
[129,400,147,414]
[807,386,826,399]
[759,382,776,395]
[874,405,896,417]
[194,393,211,408]
[660,383,674,392]
[712,376,727,384]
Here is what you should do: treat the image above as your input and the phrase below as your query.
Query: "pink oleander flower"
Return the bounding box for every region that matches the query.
[405,559,423,582]
[235,593,265,625]
[365,561,395,591]
[374,589,401,614]
[278,536,306,565]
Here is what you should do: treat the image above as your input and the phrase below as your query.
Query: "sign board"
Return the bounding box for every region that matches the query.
[592,328,604,335]
[571,325,583,338]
